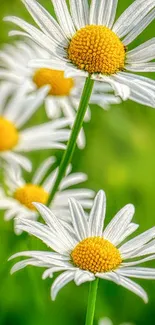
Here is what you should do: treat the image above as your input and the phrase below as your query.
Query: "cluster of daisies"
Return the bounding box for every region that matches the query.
[1,0,155,323]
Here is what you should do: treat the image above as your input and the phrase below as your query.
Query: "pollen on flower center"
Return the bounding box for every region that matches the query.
[0,117,19,151]
[14,184,49,210]
[33,68,74,96]
[68,25,125,75]
[71,237,122,273]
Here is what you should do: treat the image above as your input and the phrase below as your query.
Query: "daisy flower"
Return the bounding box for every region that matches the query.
[0,41,121,148]
[99,318,133,325]
[9,190,155,302]
[4,0,155,106]
[0,82,70,171]
[0,157,94,234]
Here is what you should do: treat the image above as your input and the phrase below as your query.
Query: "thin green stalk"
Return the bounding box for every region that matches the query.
[47,76,94,204]
[85,279,99,325]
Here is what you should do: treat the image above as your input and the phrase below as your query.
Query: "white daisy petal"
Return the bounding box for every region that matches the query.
[29,58,66,70]
[55,190,94,207]
[33,203,75,248]
[122,239,155,259]
[9,251,70,266]
[15,140,66,151]
[52,0,75,38]
[88,190,106,237]
[51,271,75,300]
[123,8,155,46]
[116,223,139,246]
[4,208,20,221]
[129,93,155,109]
[89,0,118,28]
[117,71,155,89]
[15,86,50,128]
[77,128,86,149]
[43,168,58,193]
[3,84,29,122]
[59,172,87,191]
[11,258,49,274]
[0,198,19,209]
[1,152,32,172]
[16,218,70,254]
[5,163,24,191]
[126,63,155,73]
[45,97,61,119]
[89,0,101,25]
[117,267,155,279]
[0,70,22,83]
[64,68,88,78]
[113,72,155,107]
[32,157,56,185]
[22,0,67,44]
[69,198,89,241]
[98,318,113,325]
[122,254,155,267]
[126,38,155,63]
[98,0,118,28]
[103,204,135,245]
[0,48,26,71]
[9,29,32,39]
[114,275,148,303]
[98,76,130,101]
[113,0,155,39]
[120,227,155,256]
[4,16,60,57]
[70,0,89,29]
[74,269,95,285]
[0,82,14,114]
[42,265,75,279]
[96,271,120,284]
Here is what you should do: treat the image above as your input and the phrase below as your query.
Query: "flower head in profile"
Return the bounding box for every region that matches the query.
[0,41,121,148]
[5,0,155,106]
[9,190,155,302]
[99,318,134,325]
[0,82,70,171]
[0,157,94,234]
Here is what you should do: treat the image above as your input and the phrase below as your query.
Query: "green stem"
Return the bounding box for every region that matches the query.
[85,279,99,325]
[47,76,94,204]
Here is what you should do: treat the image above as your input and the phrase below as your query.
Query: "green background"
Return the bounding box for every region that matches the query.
[0,0,155,324]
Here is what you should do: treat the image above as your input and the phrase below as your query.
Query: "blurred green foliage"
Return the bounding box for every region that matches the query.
[0,0,155,324]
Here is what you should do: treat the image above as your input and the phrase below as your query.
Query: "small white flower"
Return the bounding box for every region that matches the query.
[0,41,121,148]
[4,0,155,106]
[0,82,70,171]
[9,190,155,302]
[99,318,133,325]
[0,157,94,234]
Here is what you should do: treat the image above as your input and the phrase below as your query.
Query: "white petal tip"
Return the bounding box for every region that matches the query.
[77,142,86,150]
[126,203,135,214]
[51,293,56,301]
[3,17,8,22]
[97,190,106,200]
[144,295,149,304]
[10,266,16,275]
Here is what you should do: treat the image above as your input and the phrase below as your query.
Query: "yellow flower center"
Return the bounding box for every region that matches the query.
[33,68,74,96]
[71,237,122,273]
[14,184,49,210]
[68,25,125,75]
[0,117,19,151]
